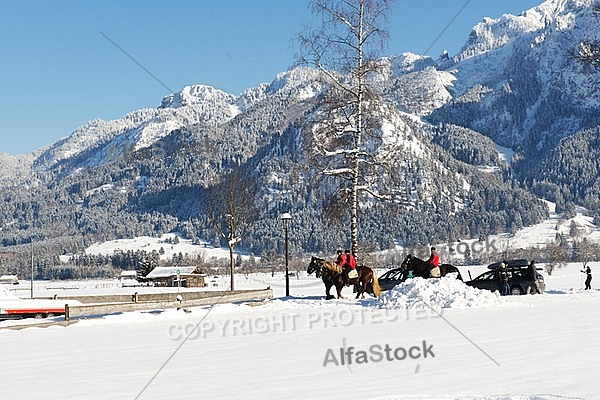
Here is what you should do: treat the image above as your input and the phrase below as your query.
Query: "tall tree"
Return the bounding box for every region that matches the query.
[298,0,392,256]
[204,169,258,291]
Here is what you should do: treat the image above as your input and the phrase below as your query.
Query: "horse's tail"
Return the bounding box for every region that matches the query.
[371,270,381,298]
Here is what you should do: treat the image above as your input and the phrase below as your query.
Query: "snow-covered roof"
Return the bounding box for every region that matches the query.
[145,266,197,279]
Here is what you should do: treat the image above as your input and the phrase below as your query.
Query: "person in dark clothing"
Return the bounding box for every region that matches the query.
[581,265,592,290]
[499,262,510,296]
[527,259,541,294]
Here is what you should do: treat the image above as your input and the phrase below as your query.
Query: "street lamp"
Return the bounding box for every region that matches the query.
[280,213,292,297]
[30,240,34,299]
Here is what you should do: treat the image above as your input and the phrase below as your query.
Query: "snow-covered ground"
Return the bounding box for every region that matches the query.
[1,260,598,400]
[3,201,599,399]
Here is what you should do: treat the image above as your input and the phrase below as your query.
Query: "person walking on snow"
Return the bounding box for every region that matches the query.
[527,260,541,294]
[581,265,592,290]
[428,247,441,278]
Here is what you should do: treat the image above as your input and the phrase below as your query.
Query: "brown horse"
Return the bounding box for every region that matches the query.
[400,254,463,280]
[307,256,381,299]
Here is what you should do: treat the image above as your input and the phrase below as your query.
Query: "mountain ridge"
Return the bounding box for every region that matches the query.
[1,0,598,275]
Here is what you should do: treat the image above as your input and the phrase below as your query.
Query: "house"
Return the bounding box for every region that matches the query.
[0,275,19,285]
[145,266,206,288]
[119,270,140,287]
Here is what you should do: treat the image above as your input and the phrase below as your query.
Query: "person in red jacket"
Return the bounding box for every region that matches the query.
[342,249,357,286]
[428,247,441,278]
[345,249,357,270]
[336,249,346,267]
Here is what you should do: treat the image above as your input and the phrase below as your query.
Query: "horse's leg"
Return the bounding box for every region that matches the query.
[354,282,360,298]
[358,278,369,299]
[354,269,366,299]
[336,278,345,299]
[325,282,334,300]
[338,283,345,299]
[353,277,362,299]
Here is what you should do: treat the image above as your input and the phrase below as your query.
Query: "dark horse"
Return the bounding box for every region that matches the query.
[307,256,381,300]
[400,254,463,281]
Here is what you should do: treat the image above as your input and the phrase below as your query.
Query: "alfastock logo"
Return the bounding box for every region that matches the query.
[323,340,435,367]
[389,237,500,262]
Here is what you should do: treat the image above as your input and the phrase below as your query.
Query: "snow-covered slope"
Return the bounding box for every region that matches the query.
[0,153,33,187]
[83,233,246,262]
[435,0,600,147]
[33,84,241,170]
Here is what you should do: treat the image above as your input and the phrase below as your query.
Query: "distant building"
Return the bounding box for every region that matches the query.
[145,266,206,288]
[0,275,19,285]
[119,270,139,287]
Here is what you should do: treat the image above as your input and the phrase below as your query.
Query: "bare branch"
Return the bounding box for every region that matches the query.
[297,0,393,256]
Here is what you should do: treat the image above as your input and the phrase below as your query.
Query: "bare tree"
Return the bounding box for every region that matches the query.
[545,242,569,274]
[204,169,258,291]
[298,0,392,256]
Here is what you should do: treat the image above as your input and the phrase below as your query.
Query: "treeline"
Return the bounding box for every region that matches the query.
[526,127,600,213]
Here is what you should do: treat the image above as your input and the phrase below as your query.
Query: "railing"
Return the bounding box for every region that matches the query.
[63,288,272,321]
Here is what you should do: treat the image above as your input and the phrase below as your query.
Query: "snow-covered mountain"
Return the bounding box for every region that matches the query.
[32,0,600,180]
[447,0,598,142]
[33,84,242,170]
[1,0,599,265]
[423,0,600,210]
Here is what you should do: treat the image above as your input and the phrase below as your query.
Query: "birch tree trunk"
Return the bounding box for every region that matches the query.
[298,0,391,257]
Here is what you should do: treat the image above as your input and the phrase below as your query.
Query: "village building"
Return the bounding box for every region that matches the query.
[145,266,206,288]
[119,270,140,287]
[0,275,19,285]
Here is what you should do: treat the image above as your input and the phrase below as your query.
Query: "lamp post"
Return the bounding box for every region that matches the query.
[280,213,292,297]
[30,240,34,299]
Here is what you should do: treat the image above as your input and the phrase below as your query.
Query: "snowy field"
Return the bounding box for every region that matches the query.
[81,233,239,263]
[1,261,599,400]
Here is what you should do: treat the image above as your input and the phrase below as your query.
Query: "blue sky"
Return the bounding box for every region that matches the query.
[0,0,543,155]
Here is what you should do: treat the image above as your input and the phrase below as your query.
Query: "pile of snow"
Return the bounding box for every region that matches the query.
[371,277,505,309]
